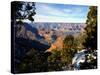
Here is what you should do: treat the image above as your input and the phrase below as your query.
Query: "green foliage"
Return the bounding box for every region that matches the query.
[47,35,79,70]
[18,48,48,72]
[18,48,37,72]
[63,35,78,55]
[83,6,97,50]
[48,50,61,62]
[48,50,62,71]
[76,32,87,50]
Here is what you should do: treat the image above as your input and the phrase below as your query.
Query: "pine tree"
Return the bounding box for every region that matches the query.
[62,35,77,65]
[83,6,97,50]
[11,1,36,23]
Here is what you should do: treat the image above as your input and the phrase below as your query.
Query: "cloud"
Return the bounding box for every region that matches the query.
[34,3,89,23]
[36,3,67,17]
[62,9,72,13]
[34,15,86,23]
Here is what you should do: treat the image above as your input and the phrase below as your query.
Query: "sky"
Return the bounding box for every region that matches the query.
[33,2,89,23]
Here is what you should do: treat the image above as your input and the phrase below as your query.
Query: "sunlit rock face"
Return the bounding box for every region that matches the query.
[16,23,86,51]
[47,36,64,52]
